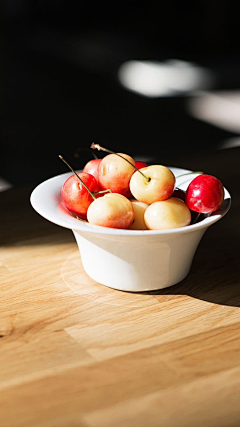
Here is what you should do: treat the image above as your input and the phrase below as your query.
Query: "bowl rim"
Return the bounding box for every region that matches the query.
[30,167,231,236]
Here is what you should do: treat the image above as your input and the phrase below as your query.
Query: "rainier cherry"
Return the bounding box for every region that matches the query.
[130,164,175,204]
[144,197,191,230]
[91,143,136,198]
[82,158,102,185]
[128,200,149,230]
[185,174,224,214]
[87,193,134,229]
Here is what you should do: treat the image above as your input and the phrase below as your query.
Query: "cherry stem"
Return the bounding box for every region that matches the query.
[59,155,96,200]
[96,189,112,195]
[91,142,150,182]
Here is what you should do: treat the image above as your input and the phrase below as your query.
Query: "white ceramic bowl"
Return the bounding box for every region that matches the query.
[30,167,231,292]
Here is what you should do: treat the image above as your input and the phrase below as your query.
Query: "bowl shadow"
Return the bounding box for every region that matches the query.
[148,228,239,307]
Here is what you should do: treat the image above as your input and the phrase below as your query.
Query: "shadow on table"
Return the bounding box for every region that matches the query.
[149,236,240,308]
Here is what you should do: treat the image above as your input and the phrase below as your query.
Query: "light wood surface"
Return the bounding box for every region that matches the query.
[0,147,240,427]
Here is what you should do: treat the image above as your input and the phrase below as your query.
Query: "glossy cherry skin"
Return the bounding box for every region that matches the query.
[61,172,100,218]
[135,161,148,170]
[87,193,134,229]
[98,153,136,198]
[185,174,224,214]
[144,197,191,230]
[130,165,175,204]
[82,158,102,185]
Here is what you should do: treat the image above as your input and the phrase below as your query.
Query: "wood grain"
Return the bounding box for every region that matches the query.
[0,147,240,427]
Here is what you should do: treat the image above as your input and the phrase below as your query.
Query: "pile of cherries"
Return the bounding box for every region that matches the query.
[60,144,224,230]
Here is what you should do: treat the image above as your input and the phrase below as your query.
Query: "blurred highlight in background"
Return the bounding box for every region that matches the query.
[118,60,213,97]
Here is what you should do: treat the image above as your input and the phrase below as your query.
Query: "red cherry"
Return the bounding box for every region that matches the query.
[135,161,148,170]
[61,172,100,218]
[82,158,102,185]
[185,174,224,214]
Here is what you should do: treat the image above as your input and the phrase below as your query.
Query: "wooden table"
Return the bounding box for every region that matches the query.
[0,147,240,427]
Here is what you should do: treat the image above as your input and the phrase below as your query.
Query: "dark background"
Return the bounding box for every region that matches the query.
[1,1,240,187]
